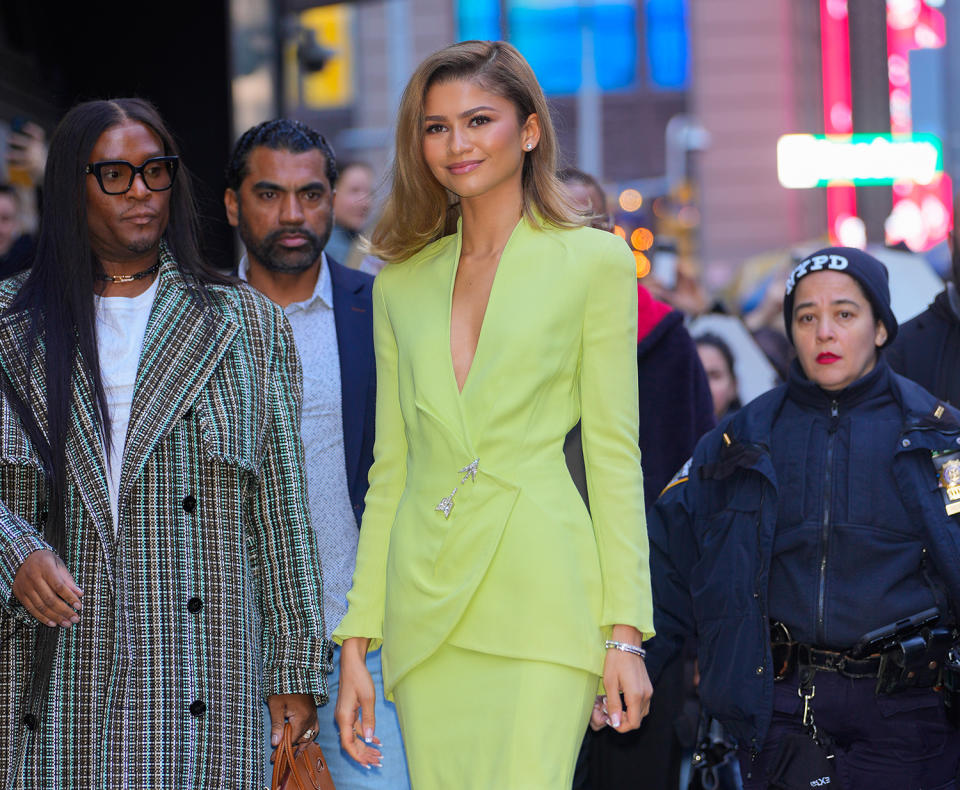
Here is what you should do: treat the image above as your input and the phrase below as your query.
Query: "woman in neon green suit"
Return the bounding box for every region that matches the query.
[333,40,654,789]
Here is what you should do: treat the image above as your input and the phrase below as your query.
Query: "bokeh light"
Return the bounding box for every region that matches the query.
[884,200,924,249]
[613,225,627,240]
[915,23,943,49]
[888,54,909,87]
[887,0,921,30]
[619,189,644,213]
[829,102,853,133]
[634,251,651,278]
[922,194,950,239]
[630,227,654,251]
[826,0,848,20]
[836,215,867,249]
[678,206,701,227]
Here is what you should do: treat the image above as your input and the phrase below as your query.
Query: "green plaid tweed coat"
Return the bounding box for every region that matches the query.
[0,248,327,789]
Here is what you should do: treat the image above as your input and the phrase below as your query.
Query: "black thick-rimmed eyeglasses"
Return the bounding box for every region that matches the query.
[84,156,180,195]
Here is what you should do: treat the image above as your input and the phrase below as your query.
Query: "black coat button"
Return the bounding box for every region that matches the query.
[187,597,203,614]
[23,713,37,730]
[182,495,197,513]
[189,700,206,717]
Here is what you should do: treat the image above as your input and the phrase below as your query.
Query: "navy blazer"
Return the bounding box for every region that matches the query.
[328,257,377,526]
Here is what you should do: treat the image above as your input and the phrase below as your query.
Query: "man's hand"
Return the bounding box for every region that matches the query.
[267,693,319,758]
[12,549,82,627]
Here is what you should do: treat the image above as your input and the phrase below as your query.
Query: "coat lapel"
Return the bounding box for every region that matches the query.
[0,308,48,444]
[119,252,238,506]
[66,354,116,575]
[0,303,115,579]
[330,261,373,500]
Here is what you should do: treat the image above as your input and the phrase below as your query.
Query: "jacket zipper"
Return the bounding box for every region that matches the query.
[816,399,839,645]
[754,486,770,774]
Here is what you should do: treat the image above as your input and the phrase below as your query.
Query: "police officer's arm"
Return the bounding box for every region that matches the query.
[643,463,699,683]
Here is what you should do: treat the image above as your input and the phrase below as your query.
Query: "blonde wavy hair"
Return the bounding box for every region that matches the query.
[370,40,583,263]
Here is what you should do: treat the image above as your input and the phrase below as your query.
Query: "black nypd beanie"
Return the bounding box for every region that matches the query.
[782,246,898,347]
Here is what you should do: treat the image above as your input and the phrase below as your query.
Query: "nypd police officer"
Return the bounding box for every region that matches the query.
[646,247,960,787]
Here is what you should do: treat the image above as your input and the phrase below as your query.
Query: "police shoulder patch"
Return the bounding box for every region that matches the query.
[660,457,693,497]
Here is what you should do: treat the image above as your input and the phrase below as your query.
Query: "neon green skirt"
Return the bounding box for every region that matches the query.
[391,643,597,789]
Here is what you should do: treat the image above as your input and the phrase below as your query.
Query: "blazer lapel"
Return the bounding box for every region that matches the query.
[425,225,475,453]
[331,261,373,497]
[446,217,527,448]
[119,255,238,505]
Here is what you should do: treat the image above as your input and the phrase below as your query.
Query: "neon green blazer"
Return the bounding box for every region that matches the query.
[334,216,653,697]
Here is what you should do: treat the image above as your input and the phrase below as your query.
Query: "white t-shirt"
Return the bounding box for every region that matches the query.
[94,276,159,532]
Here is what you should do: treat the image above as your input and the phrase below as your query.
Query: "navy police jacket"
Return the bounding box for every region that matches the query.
[645,361,960,753]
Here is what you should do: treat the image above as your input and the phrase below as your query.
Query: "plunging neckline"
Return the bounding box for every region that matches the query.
[447,216,524,396]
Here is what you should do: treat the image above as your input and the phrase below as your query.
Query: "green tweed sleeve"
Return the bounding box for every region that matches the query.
[252,311,328,705]
[0,505,51,623]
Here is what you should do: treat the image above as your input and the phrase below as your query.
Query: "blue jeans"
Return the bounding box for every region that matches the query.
[263,646,410,790]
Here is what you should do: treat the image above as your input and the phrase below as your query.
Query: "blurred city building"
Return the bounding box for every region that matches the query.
[3,1,960,282]
[694,0,959,295]
[691,2,825,283]
[767,2,956,259]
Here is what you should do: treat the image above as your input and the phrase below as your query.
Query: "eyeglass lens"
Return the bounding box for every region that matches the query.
[98,159,176,194]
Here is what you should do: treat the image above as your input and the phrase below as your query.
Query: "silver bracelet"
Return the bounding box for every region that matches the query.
[605,640,647,659]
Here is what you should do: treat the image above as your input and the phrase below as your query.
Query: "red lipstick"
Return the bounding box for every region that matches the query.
[817,352,840,364]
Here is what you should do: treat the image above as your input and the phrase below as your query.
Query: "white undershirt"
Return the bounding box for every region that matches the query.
[94,276,159,532]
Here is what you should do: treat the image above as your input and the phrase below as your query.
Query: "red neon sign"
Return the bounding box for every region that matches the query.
[819,0,951,251]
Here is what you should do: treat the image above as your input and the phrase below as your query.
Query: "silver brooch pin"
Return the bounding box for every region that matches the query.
[435,487,458,518]
[435,459,480,519]
[459,459,480,483]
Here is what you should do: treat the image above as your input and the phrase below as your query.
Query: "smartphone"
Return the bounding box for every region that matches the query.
[6,117,32,187]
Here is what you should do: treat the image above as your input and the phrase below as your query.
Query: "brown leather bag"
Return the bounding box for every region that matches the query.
[271,722,336,790]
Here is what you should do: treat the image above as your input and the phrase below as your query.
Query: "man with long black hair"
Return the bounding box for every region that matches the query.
[0,98,327,788]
